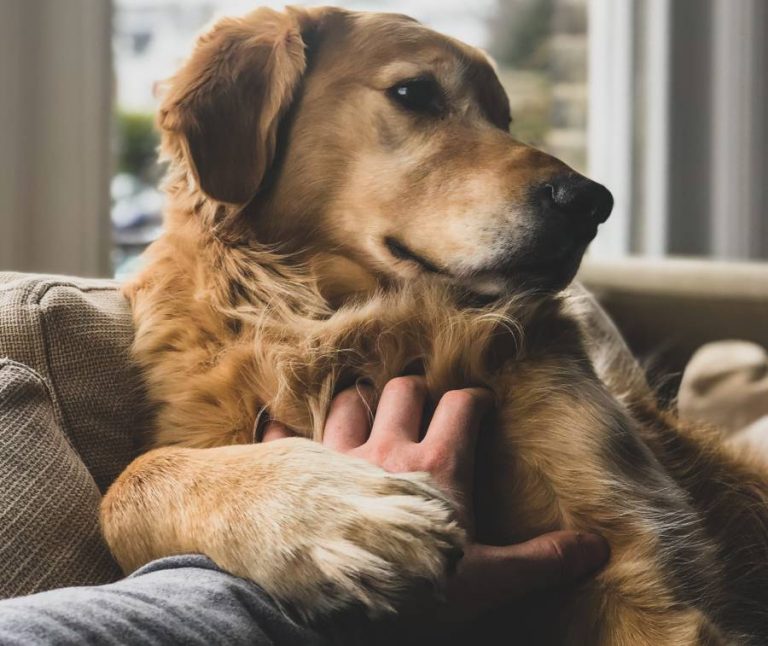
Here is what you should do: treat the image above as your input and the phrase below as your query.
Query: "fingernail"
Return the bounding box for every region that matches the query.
[578,533,611,574]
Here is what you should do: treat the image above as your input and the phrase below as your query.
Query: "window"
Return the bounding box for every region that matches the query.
[3,1,762,279]
[588,0,768,260]
[111,0,589,277]
[110,0,768,278]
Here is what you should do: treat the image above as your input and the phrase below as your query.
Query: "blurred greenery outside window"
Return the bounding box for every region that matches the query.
[491,0,588,171]
[112,110,161,278]
[112,0,587,278]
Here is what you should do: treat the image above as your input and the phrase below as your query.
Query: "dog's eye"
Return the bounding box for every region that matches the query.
[388,78,444,115]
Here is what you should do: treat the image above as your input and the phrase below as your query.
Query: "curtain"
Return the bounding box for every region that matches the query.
[0,0,113,277]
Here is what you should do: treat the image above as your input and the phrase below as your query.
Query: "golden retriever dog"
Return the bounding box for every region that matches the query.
[101,6,768,644]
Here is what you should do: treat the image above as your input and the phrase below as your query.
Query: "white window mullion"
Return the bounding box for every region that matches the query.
[641,0,670,257]
[710,0,766,260]
[587,0,635,258]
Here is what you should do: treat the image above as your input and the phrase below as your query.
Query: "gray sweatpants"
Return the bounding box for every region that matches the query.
[0,555,331,645]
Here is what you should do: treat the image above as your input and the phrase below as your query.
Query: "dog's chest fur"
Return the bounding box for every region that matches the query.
[129,235,768,643]
[130,237,549,449]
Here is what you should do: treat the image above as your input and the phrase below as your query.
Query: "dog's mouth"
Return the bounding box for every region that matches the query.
[384,237,444,274]
[384,235,585,294]
[497,245,587,292]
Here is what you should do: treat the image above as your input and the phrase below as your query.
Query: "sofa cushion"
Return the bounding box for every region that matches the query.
[579,258,768,377]
[0,272,145,490]
[0,359,123,597]
[0,272,146,596]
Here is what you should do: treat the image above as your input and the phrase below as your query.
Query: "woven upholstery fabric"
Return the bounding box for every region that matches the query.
[0,272,146,598]
[0,360,123,596]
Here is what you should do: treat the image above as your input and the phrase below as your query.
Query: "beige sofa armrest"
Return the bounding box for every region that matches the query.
[0,359,122,598]
[0,272,149,595]
[0,272,144,490]
[578,258,768,376]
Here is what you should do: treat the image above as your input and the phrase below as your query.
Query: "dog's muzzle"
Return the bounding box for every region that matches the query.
[538,174,614,246]
[493,174,614,291]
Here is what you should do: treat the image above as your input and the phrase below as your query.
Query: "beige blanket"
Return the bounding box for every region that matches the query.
[679,340,768,454]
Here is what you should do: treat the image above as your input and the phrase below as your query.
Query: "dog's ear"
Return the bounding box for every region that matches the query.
[158,8,316,205]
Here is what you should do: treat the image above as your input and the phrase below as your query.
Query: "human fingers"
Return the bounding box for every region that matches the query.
[323,384,375,451]
[261,420,294,442]
[422,387,493,462]
[446,532,610,618]
[369,376,428,445]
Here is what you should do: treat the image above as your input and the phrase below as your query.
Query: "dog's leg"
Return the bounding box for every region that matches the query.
[560,289,768,639]
[630,403,768,641]
[562,283,653,406]
[100,437,464,622]
[480,358,736,645]
[562,584,729,646]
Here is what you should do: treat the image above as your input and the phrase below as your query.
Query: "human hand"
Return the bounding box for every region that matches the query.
[263,376,609,618]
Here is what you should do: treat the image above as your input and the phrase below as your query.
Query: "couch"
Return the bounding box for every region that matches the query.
[1,258,766,597]
[0,272,143,597]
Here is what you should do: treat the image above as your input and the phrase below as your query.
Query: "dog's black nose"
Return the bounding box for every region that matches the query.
[546,175,613,227]
[506,174,612,290]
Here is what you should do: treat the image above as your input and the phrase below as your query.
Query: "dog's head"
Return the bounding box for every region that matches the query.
[159,6,612,297]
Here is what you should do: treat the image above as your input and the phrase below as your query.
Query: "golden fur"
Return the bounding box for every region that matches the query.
[101,7,768,644]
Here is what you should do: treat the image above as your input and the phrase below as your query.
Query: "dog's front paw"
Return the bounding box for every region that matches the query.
[218,438,464,621]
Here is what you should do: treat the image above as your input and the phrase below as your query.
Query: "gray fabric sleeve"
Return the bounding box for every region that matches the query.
[0,555,331,646]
